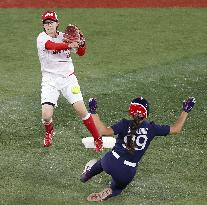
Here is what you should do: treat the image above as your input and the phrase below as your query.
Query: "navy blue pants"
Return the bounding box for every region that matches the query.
[87,151,137,198]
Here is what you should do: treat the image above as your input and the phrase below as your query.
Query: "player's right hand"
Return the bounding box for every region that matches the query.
[89,98,97,114]
[182,97,196,113]
[68,41,79,49]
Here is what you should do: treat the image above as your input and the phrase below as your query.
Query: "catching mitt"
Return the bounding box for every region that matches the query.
[63,24,85,47]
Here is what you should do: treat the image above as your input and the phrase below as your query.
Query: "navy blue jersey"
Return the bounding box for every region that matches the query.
[111,119,170,164]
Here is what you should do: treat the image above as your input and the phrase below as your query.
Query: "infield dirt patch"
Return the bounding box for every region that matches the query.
[1,0,207,8]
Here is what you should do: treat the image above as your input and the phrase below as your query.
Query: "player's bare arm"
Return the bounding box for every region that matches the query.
[170,111,188,134]
[170,97,196,135]
[91,114,114,136]
[88,98,114,136]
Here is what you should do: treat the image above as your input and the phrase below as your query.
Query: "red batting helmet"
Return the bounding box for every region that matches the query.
[128,96,149,118]
[42,11,58,22]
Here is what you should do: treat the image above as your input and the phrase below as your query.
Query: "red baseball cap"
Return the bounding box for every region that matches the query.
[42,11,58,22]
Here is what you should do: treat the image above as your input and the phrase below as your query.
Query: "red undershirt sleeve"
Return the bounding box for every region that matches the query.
[45,40,69,51]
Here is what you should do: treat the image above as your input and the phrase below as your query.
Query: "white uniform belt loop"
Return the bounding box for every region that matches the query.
[124,160,136,168]
[112,150,120,159]
[112,150,137,167]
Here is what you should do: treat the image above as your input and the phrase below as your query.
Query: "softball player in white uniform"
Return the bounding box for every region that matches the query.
[36,11,103,151]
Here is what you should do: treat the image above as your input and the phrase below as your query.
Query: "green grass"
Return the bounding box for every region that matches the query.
[0,8,207,205]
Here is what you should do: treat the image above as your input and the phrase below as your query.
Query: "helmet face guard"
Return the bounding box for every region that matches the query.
[128,97,149,119]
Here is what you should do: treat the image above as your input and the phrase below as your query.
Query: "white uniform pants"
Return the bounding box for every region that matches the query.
[41,73,83,106]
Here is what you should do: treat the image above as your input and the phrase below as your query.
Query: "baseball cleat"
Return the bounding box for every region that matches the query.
[80,159,98,183]
[43,131,54,147]
[87,188,112,202]
[95,137,103,152]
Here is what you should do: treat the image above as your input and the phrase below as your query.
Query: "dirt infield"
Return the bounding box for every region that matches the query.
[1,0,207,8]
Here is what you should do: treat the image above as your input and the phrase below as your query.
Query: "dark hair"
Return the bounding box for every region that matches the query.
[126,115,144,154]
[43,19,58,24]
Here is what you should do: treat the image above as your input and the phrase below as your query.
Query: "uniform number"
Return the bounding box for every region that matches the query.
[124,134,148,151]
[135,135,148,150]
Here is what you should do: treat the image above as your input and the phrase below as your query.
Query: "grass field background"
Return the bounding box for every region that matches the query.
[0,8,206,205]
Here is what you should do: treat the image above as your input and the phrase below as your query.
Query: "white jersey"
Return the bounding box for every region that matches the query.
[37,31,76,77]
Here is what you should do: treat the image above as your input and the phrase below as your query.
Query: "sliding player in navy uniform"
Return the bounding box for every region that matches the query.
[80,96,196,201]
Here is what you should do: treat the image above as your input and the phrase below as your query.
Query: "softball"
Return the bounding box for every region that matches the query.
[71,85,80,94]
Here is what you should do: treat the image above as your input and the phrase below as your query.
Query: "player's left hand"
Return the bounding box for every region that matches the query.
[89,98,97,114]
[182,97,196,113]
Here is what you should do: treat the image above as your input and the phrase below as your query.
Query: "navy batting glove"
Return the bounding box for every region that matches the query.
[88,98,97,114]
[182,97,196,113]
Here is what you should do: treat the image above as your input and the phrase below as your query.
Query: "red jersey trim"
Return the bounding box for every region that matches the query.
[45,40,69,51]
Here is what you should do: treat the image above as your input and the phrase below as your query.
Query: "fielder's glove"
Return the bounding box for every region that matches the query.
[63,24,85,47]
[182,97,196,113]
[88,98,97,114]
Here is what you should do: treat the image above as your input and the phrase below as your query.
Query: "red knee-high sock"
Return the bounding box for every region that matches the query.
[83,114,100,140]
[44,121,54,134]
